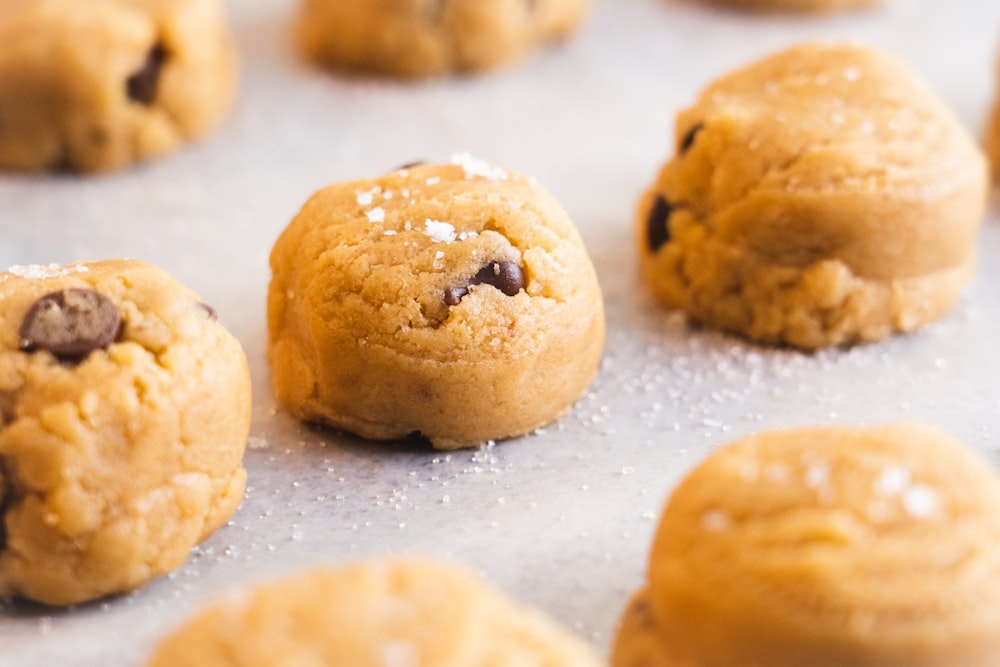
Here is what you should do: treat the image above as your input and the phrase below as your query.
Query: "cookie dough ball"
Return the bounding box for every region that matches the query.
[695,0,881,12]
[147,557,603,666]
[296,0,589,77]
[0,0,237,173]
[0,260,251,605]
[639,44,987,349]
[268,156,605,450]
[987,52,1000,183]
[612,424,1000,667]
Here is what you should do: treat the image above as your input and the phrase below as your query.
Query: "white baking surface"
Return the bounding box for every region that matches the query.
[2,0,1000,664]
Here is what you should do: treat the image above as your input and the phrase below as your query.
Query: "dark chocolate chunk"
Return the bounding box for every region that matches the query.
[126,44,167,105]
[679,122,704,155]
[19,289,121,360]
[646,195,673,253]
[443,285,468,306]
[197,302,218,321]
[395,161,427,171]
[444,261,525,306]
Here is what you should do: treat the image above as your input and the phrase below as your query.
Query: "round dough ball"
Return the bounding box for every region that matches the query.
[145,557,604,667]
[695,0,882,12]
[612,424,1000,667]
[268,156,605,450]
[987,50,1000,184]
[638,43,987,349]
[0,0,237,173]
[296,0,589,77]
[0,260,251,605]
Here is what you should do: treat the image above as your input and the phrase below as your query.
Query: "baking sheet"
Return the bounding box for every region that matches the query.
[2,0,1000,664]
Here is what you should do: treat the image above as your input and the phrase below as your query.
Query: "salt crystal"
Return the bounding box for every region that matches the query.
[366,207,385,223]
[805,463,829,488]
[903,484,939,519]
[701,510,730,531]
[7,263,89,279]
[843,66,861,82]
[450,152,507,181]
[381,641,419,667]
[355,186,381,206]
[873,466,910,496]
[424,219,457,243]
[426,177,440,185]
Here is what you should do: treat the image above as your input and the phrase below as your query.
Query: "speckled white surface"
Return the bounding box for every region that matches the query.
[2,0,1000,664]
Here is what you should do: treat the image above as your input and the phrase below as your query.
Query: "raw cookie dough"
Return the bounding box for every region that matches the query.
[638,43,987,349]
[146,557,604,667]
[296,0,589,77]
[987,50,1000,183]
[612,424,1000,667]
[695,0,882,12]
[0,260,251,605]
[268,156,605,450]
[0,0,237,173]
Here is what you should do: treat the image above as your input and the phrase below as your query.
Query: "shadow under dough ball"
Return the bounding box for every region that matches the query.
[267,155,605,450]
[638,42,987,349]
[0,0,238,173]
[613,423,1000,667]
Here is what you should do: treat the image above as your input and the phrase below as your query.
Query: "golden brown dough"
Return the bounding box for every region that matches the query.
[638,43,987,349]
[297,0,589,77]
[146,557,604,667]
[0,0,237,173]
[612,424,1000,667]
[0,260,250,605]
[268,157,605,449]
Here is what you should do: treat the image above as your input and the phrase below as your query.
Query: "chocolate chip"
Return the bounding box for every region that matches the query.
[19,289,121,360]
[679,122,704,155]
[444,261,525,306]
[126,44,167,105]
[197,302,218,321]
[646,195,674,252]
[395,161,427,171]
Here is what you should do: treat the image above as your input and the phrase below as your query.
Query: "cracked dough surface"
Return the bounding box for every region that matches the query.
[638,43,986,349]
[612,424,1000,667]
[268,158,605,450]
[145,556,604,667]
[0,0,237,173]
[296,0,589,77]
[0,260,251,605]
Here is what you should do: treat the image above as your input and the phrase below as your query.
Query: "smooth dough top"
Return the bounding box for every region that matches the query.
[646,424,1000,667]
[658,43,986,282]
[145,557,604,667]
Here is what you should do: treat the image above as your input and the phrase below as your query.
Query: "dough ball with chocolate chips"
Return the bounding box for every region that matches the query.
[296,0,589,78]
[0,0,237,173]
[612,424,1000,667]
[638,43,987,349]
[268,156,605,449]
[145,556,604,667]
[0,260,251,605]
